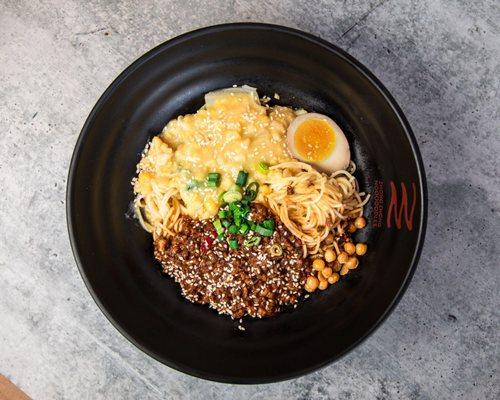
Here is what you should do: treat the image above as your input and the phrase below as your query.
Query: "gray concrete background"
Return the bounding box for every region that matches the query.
[1,0,499,399]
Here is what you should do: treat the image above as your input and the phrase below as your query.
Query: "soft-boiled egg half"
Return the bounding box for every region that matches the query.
[286,113,350,173]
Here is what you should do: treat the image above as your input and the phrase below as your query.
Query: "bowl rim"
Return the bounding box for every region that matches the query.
[66,22,428,384]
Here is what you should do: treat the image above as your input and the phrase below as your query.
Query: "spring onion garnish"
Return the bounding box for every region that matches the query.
[232,202,249,217]
[222,190,242,203]
[235,170,249,187]
[262,219,275,230]
[206,172,221,187]
[186,180,203,190]
[270,244,283,257]
[243,236,261,247]
[218,210,229,218]
[257,161,269,175]
[213,219,224,236]
[241,204,250,217]
[234,213,241,227]
[212,173,271,246]
[244,182,259,201]
[239,223,249,234]
[228,202,239,213]
[255,224,274,237]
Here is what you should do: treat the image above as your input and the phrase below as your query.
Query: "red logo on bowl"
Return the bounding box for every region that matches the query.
[372,180,417,231]
[386,181,417,231]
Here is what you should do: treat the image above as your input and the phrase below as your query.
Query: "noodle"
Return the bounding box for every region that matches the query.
[262,161,370,256]
[136,159,369,257]
[134,186,184,239]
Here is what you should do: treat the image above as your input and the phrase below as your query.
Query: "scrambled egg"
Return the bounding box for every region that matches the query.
[135,87,297,219]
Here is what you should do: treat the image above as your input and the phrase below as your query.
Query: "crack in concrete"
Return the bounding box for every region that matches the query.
[75,26,117,36]
[339,0,390,39]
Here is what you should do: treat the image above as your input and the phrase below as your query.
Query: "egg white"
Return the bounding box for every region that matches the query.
[204,85,259,107]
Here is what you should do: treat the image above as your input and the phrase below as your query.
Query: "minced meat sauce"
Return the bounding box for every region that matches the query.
[154,204,310,319]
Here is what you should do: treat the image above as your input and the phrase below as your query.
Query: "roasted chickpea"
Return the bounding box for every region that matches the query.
[348,223,357,233]
[312,258,326,271]
[337,251,349,264]
[332,261,342,272]
[324,249,336,263]
[344,242,356,255]
[324,234,334,245]
[346,256,359,269]
[356,243,367,256]
[318,280,329,290]
[328,273,340,284]
[340,265,349,276]
[322,267,333,279]
[305,276,319,292]
[354,216,367,229]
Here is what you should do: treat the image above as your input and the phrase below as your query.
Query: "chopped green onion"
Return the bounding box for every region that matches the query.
[246,181,259,193]
[249,221,257,231]
[240,204,250,217]
[270,244,283,256]
[262,219,275,230]
[206,172,220,187]
[244,182,260,201]
[257,161,269,175]
[232,204,241,215]
[222,219,231,228]
[232,204,249,219]
[186,180,203,190]
[217,233,225,241]
[234,214,242,227]
[228,238,239,249]
[243,236,261,247]
[218,210,229,218]
[228,224,239,234]
[235,170,249,187]
[255,224,274,237]
[239,223,249,234]
[213,219,224,235]
[222,190,242,203]
[207,172,220,181]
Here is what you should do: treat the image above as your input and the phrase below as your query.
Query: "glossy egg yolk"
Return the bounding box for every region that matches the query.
[293,119,336,162]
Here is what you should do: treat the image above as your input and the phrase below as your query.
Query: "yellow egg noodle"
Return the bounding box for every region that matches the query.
[263,161,370,255]
[134,88,369,256]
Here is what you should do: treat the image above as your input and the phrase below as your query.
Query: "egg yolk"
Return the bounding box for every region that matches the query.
[294,119,336,162]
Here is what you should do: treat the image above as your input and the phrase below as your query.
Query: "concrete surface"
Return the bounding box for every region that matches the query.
[0,0,499,399]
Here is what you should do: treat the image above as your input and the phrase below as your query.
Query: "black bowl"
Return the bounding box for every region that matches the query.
[67,23,426,383]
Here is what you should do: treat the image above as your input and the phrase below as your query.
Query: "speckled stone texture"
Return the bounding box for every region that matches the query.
[0,1,498,399]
